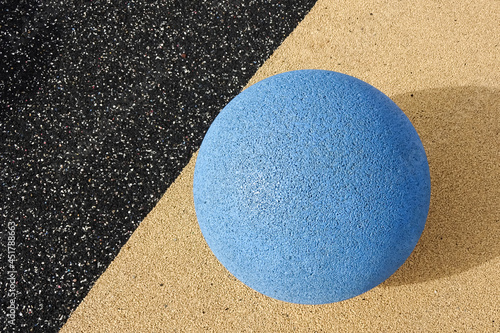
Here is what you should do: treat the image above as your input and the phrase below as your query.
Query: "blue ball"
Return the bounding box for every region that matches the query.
[193,70,430,304]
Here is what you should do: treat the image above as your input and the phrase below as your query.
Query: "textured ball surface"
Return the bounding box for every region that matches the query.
[193,70,430,304]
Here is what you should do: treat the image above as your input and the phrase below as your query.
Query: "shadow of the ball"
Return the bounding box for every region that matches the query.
[383,86,499,286]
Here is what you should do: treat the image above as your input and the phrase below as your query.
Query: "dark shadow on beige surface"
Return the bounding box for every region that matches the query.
[382,86,499,286]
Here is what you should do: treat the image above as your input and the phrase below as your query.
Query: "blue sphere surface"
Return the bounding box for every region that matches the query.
[193,70,430,304]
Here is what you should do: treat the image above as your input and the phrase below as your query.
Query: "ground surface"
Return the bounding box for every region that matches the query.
[1,0,499,332]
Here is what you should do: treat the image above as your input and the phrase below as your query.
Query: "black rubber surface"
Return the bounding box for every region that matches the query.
[0,1,316,331]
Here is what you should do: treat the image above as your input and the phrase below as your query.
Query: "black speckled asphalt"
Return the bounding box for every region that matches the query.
[1,1,316,331]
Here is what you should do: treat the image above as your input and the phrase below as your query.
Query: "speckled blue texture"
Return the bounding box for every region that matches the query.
[193,70,430,304]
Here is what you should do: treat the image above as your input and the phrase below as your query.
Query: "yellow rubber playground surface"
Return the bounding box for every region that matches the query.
[62,0,499,331]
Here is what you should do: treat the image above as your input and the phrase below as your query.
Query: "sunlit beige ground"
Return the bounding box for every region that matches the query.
[62,0,499,331]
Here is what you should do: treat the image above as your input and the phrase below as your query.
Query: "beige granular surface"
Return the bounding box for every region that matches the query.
[61,0,499,332]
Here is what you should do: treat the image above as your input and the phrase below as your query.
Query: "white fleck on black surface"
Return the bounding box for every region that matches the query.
[0,1,316,331]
